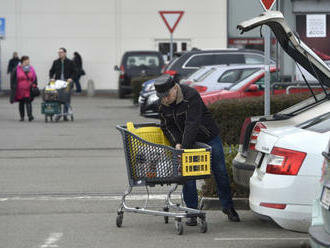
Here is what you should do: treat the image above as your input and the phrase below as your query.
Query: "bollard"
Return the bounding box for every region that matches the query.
[87,79,95,97]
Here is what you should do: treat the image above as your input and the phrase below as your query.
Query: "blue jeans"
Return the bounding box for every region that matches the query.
[182,136,234,209]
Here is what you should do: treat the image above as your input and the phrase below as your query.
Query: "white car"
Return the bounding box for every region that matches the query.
[237,11,330,232]
[251,114,330,232]
[181,64,273,93]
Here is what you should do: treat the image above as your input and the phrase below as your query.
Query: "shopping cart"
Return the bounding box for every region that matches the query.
[116,122,212,235]
[41,81,74,123]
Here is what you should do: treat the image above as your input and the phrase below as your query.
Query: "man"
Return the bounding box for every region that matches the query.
[49,47,76,120]
[155,74,240,226]
[7,52,20,74]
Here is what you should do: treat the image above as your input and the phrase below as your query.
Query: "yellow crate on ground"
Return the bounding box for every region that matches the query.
[182,149,211,177]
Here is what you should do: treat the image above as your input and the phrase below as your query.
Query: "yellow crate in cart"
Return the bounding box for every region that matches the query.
[182,149,211,177]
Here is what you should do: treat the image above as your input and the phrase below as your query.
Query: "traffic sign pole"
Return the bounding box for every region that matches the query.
[170,33,173,60]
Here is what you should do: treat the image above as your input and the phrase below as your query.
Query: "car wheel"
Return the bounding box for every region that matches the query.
[118,87,125,99]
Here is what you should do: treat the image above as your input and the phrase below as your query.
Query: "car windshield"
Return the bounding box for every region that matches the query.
[195,67,218,82]
[222,68,260,90]
[126,55,160,69]
[297,112,330,133]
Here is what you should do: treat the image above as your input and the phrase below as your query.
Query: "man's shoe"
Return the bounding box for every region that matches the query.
[223,208,240,222]
[28,116,34,122]
[185,217,198,226]
[20,117,24,122]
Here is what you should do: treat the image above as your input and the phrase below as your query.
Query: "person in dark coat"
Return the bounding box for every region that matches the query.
[49,47,76,120]
[155,74,240,226]
[7,52,20,74]
[72,51,85,93]
[10,56,38,122]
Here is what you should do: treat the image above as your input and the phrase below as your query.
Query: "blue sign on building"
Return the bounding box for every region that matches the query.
[0,18,5,38]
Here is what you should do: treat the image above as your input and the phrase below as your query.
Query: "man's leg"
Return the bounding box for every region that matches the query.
[182,180,198,226]
[63,103,69,121]
[208,136,240,222]
[75,76,82,93]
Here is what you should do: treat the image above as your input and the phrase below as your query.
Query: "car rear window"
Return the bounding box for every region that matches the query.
[220,68,260,85]
[297,112,330,133]
[195,67,218,81]
[126,55,160,68]
[184,53,245,68]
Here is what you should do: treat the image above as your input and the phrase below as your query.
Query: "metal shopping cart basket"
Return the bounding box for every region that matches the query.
[115,122,212,235]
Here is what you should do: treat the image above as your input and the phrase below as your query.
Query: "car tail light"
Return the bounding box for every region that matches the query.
[193,85,208,93]
[182,80,193,86]
[120,65,125,79]
[260,202,286,209]
[249,122,266,150]
[266,147,306,176]
[164,70,177,76]
[239,117,251,145]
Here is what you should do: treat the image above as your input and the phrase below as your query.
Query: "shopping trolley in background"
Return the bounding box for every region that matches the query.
[115,122,212,235]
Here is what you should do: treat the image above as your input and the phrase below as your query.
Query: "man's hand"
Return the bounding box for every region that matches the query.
[175,144,182,149]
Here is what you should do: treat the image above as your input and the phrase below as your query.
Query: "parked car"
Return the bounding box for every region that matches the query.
[309,139,330,247]
[182,64,272,93]
[250,112,330,232]
[114,51,164,98]
[232,10,330,191]
[163,48,274,81]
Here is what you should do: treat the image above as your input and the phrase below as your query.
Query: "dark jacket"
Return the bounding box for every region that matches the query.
[73,54,85,77]
[49,58,76,80]
[159,84,219,148]
[7,57,20,74]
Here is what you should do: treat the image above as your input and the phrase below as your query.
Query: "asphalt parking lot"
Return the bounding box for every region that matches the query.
[0,96,310,248]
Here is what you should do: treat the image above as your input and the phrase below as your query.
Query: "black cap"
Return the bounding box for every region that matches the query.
[154,74,175,98]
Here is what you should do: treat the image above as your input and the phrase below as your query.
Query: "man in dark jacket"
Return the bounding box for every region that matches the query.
[49,47,76,120]
[7,52,20,74]
[155,74,240,226]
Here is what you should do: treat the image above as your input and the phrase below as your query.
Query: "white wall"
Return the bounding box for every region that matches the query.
[0,0,227,90]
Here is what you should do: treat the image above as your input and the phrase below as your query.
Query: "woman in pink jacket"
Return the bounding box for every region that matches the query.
[10,56,38,121]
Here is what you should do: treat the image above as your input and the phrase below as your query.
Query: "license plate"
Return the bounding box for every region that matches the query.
[255,152,263,167]
[321,187,330,210]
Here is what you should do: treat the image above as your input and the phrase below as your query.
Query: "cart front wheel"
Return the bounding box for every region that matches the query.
[200,219,208,233]
[163,207,169,224]
[175,219,183,235]
[116,212,123,228]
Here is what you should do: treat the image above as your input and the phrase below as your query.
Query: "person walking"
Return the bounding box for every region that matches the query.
[49,47,76,121]
[154,74,240,226]
[10,56,38,122]
[7,52,20,75]
[72,51,85,94]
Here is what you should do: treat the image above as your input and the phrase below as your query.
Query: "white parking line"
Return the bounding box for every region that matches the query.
[214,237,309,241]
[0,194,181,202]
[40,232,63,248]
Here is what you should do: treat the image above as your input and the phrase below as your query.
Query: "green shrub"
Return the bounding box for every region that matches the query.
[208,92,312,145]
[131,76,157,104]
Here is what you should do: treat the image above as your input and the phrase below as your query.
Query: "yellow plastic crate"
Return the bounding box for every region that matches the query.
[182,149,211,177]
[127,122,170,146]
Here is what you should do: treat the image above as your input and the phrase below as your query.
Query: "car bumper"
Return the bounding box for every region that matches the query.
[232,152,255,189]
[249,172,318,232]
[139,94,159,118]
[309,225,330,248]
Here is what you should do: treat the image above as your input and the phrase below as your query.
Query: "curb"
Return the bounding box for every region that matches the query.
[200,197,250,210]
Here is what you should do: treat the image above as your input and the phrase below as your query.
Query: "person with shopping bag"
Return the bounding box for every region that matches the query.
[155,74,240,226]
[10,56,38,122]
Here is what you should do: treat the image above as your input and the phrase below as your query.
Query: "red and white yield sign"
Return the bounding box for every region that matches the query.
[259,0,277,11]
[159,11,184,33]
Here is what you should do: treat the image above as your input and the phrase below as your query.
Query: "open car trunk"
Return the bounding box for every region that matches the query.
[237,11,330,89]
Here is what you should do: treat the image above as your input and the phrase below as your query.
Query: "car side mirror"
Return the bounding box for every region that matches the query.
[247,84,258,92]
[114,65,120,71]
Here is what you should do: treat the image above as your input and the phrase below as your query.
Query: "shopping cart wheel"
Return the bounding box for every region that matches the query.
[200,219,208,233]
[163,207,169,224]
[175,219,183,235]
[55,115,61,122]
[116,212,123,228]
[45,116,48,123]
